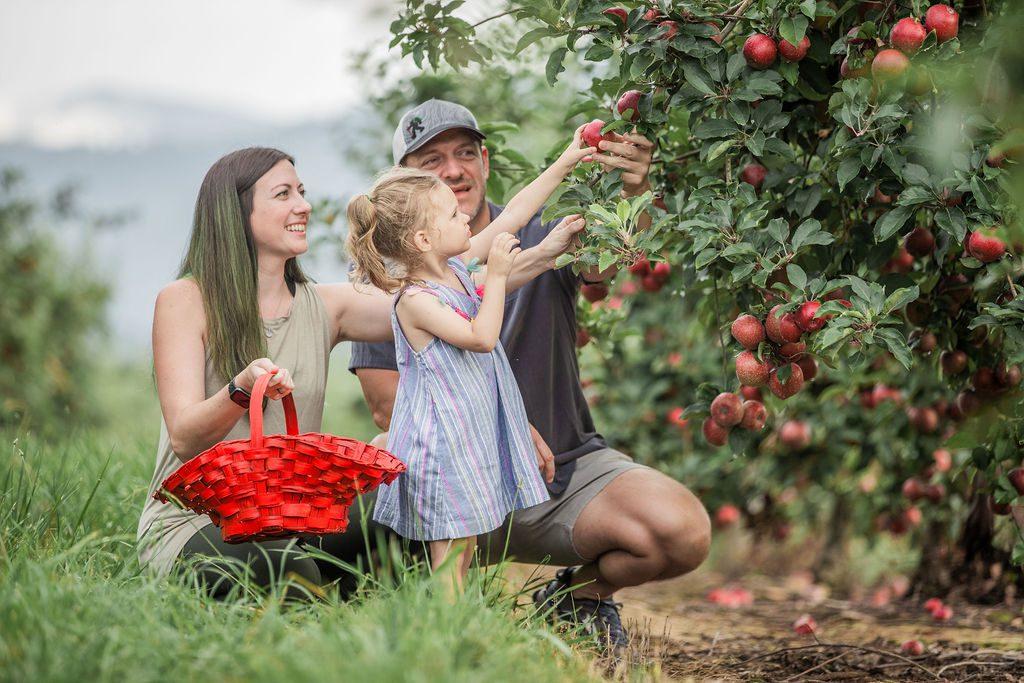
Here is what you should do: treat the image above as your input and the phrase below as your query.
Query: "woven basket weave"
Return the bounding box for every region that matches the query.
[155,370,405,543]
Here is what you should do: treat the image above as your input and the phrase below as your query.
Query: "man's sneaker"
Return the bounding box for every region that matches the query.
[532,566,629,651]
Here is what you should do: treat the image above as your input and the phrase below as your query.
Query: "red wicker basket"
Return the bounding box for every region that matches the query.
[154,370,405,543]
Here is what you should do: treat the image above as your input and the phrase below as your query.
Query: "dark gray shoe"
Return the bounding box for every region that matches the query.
[532,566,628,651]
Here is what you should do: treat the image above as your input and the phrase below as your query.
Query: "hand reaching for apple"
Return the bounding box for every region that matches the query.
[554,124,598,174]
[590,129,655,197]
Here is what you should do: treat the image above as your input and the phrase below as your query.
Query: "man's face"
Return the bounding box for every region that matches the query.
[404,128,490,228]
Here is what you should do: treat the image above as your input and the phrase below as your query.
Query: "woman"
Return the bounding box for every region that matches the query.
[137,147,393,595]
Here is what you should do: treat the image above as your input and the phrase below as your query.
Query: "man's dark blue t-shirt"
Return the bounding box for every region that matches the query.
[348,202,607,494]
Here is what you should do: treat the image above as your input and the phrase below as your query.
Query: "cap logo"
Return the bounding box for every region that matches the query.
[406,116,425,141]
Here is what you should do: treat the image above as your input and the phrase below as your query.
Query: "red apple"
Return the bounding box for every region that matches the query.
[736,350,771,387]
[582,119,614,149]
[714,504,740,527]
[890,17,927,54]
[932,448,952,473]
[872,49,910,82]
[711,392,745,428]
[901,640,924,656]
[651,261,671,282]
[905,227,935,257]
[796,356,818,382]
[743,33,778,69]
[795,301,825,332]
[741,385,763,401]
[932,605,953,621]
[967,230,1006,262]
[925,4,959,43]
[739,400,767,431]
[740,163,767,189]
[581,283,609,303]
[641,275,664,292]
[778,35,810,62]
[616,90,643,122]
[793,614,817,635]
[703,417,730,446]
[666,406,688,429]
[779,420,811,449]
[576,328,591,348]
[629,256,652,276]
[657,20,678,40]
[941,350,968,375]
[602,7,628,27]
[765,305,803,344]
[923,597,944,613]
[841,56,870,79]
[1009,468,1024,496]
[731,314,766,350]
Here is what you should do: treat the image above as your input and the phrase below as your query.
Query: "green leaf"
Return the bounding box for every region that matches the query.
[597,250,616,273]
[874,206,913,242]
[513,27,556,55]
[683,63,716,96]
[695,248,718,269]
[545,48,568,86]
[692,118,740,139]
[791,219,824,251]
[707,139,736,161]
[779,15,809,47]
[882,286,920,315]
[584,43,613,62]
[837,157,861,191]
[554,253,575,268]
[767,218,789,245]
[787,264,807,291]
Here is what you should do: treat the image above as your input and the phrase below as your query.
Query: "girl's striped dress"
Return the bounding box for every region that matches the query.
[373,258,550,541]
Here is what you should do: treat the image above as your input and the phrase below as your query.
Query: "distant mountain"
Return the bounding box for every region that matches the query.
[2,91,378,357]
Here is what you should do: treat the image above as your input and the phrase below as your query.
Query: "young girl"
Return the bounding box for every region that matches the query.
[345,127,594,592]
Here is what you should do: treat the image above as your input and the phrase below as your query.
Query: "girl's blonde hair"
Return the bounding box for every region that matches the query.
[346,166,445,292]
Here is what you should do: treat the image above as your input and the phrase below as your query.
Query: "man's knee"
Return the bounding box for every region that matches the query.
[643,486,711,575]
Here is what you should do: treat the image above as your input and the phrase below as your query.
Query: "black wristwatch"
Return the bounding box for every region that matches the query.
[227,377,252,409]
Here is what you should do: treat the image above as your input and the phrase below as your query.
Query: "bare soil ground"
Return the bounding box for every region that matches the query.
[610,572,1024,681]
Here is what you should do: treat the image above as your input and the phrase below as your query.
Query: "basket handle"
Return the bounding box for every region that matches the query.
[249,368,299,448]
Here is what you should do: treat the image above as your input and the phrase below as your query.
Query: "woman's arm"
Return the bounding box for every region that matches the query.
[316,282,395,346]
[462,126,594,263]
[153,279,292,462]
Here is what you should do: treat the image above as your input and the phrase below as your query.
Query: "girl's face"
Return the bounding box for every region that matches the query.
[249,159,312,260]
[425,183,472,257]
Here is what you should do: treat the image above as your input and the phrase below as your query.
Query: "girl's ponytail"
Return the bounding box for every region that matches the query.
[345,167,444,293]
[347,193,402,293]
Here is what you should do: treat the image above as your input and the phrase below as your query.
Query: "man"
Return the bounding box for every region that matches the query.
[350,99,710,648]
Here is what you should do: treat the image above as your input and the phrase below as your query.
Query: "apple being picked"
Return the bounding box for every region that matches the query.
[616,90,643,122]
[582,119,615,149]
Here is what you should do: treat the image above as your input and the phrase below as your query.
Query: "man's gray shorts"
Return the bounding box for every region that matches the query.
[478,447,646,566]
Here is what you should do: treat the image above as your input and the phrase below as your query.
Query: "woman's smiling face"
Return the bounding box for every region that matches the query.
[249,159,312,259]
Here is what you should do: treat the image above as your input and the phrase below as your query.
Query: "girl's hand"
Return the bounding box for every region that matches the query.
[234,359,295,400]
[487,233,521,278]
[555,124,598,172]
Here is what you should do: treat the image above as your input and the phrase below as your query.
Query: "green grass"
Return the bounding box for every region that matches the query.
[0,360,604,683]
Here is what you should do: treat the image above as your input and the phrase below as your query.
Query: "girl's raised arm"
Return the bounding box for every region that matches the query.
[462,126,594,263]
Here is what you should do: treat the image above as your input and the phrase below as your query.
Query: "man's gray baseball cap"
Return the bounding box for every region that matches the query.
[392,99,486,165]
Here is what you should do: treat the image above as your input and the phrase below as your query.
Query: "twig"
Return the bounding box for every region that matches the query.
[740,643,941,680]
[782,650,851,682]
[1006,275,1017,298]
[937,659,1017,675]
[471,10,514,29]
[712,271,729,388]
[718,0,754,42]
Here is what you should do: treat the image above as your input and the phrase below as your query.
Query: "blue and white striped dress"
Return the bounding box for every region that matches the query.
[373,258,550,541]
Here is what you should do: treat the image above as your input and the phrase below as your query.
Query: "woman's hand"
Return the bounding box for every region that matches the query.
[234,358,295,400]
[487,233,521,278]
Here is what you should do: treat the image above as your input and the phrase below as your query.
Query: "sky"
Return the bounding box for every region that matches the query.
[0,0,400,147]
